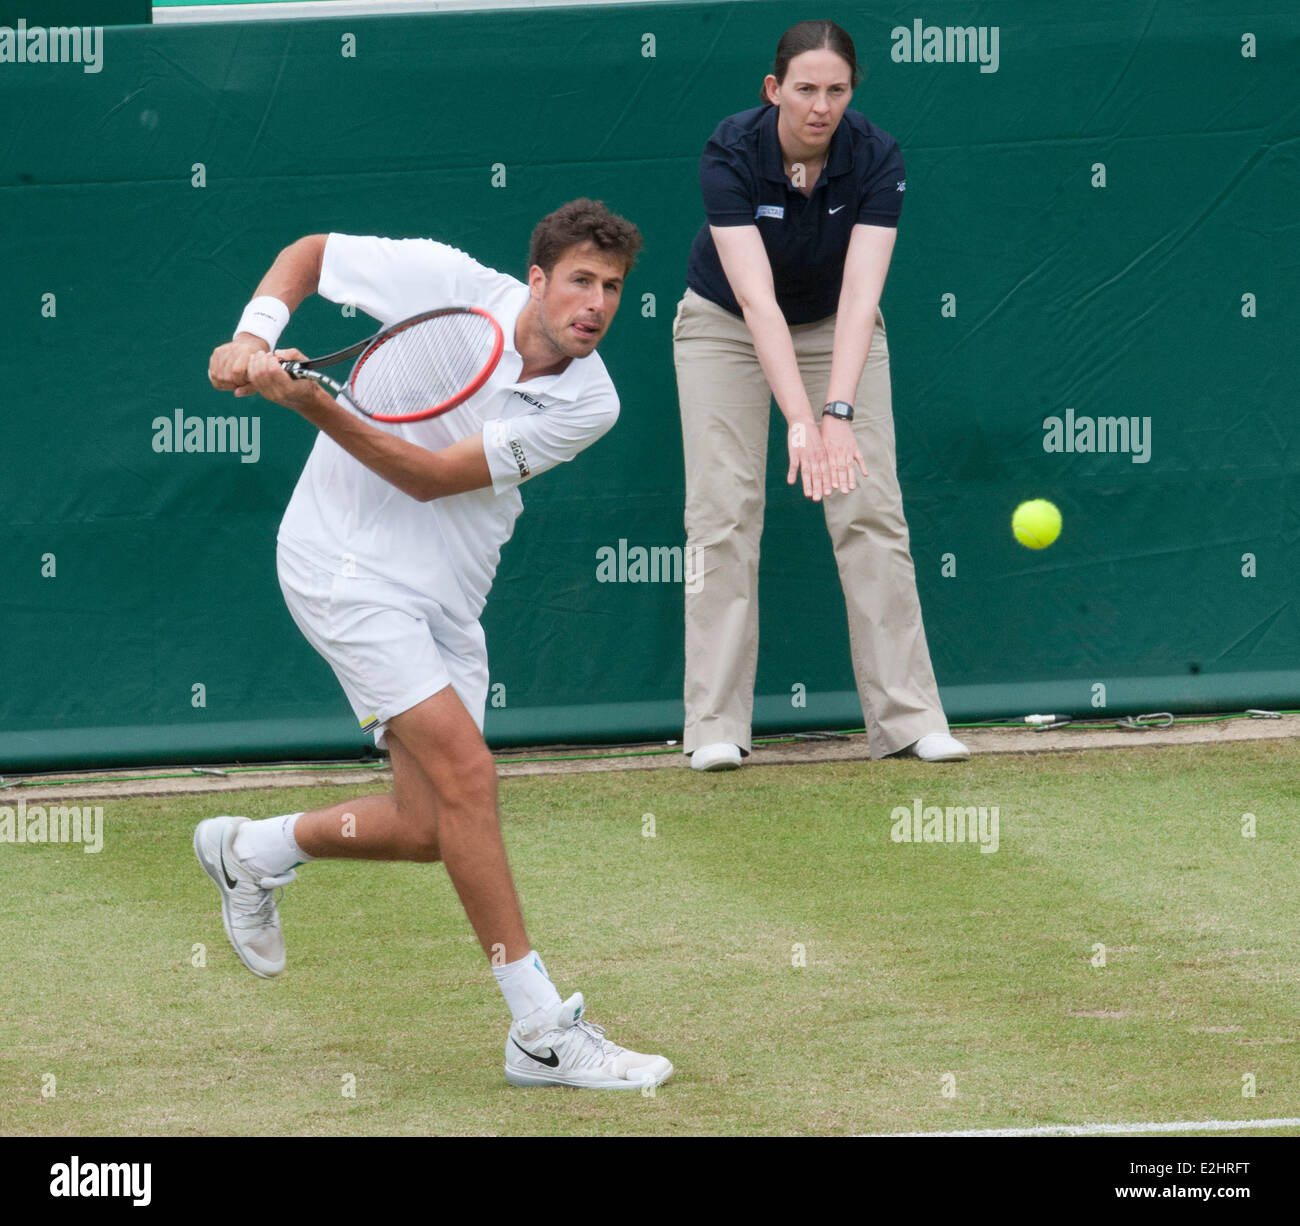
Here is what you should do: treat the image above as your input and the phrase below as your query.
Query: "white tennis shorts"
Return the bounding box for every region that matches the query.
[276,541,489,747]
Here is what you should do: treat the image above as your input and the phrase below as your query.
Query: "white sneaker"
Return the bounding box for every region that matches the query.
[193,816,296,978]
[911,732,971,762]
[504,993,673,1090]
[690,742,742,772]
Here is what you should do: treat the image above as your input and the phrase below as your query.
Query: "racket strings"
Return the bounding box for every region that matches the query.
[350,312,499,420]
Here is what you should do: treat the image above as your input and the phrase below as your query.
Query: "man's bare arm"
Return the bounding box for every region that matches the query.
[209,235,329,396]
[245,348,492,502]
[247,234,327,315]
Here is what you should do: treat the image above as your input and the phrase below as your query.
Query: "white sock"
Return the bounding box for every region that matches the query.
[493,950,562,1030]
[231,813,312,879]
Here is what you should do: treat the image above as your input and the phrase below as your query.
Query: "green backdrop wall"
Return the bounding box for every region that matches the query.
[2,2,1297,769]
[0,2,149,25]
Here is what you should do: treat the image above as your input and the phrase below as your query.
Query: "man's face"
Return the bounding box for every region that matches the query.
[529,242,627,361]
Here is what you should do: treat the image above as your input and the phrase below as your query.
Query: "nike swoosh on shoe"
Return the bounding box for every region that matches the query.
[511,1038,560,1068]
[218,843,238,889]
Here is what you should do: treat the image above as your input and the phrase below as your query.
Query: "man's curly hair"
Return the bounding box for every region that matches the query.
[527,198,643,278]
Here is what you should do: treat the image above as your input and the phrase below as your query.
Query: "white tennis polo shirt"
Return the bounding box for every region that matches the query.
[276,233,620,623]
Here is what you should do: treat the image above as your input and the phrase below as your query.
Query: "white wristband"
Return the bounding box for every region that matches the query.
[234,295,290,348]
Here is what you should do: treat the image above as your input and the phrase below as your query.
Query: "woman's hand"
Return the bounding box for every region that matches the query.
[787,416,832,501]
[820,416,868,493]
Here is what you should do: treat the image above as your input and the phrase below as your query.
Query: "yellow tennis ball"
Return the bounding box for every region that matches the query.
[1012,499,1061,549]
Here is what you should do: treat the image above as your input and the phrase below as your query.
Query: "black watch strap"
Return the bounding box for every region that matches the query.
[822,400,855,421]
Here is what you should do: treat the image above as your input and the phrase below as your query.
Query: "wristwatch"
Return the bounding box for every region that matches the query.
[822,400,855,422]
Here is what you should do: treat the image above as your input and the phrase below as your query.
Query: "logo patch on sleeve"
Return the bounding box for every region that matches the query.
[755,204,785,220]
[510,438,530,479]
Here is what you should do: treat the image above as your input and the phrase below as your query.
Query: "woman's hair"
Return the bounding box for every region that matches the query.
[760,19,860,104]
[527,198,643,277]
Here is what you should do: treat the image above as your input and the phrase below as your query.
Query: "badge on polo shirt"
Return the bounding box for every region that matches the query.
[755,205,785,220]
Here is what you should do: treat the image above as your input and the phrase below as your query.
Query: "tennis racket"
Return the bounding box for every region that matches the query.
[282,306,504,424]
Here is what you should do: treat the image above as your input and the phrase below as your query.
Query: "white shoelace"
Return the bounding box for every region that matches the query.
[566,1018,620,1070]
[231,872,293,930]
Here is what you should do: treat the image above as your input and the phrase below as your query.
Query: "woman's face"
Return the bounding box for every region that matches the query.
[765,48,854,157]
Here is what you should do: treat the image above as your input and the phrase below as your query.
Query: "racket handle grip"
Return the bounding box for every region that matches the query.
[282,363,346,401]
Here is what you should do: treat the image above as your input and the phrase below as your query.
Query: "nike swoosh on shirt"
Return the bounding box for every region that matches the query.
[828,205,846,214]
[511,1037,561,1067]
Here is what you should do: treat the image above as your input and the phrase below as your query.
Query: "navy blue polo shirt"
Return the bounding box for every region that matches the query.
[685,105,905,325]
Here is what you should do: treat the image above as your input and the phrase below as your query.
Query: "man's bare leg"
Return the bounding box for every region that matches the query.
[196,683,673,1087]
[293,687,530,963]
[291,740,438,862]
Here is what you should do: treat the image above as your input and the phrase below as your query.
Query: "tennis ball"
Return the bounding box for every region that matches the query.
[1012,499,1061,550]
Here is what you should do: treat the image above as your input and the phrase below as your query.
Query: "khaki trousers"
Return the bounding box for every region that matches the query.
[673,287,949,759]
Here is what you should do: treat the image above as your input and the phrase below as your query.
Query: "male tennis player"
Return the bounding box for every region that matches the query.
[198,199,672,1090]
